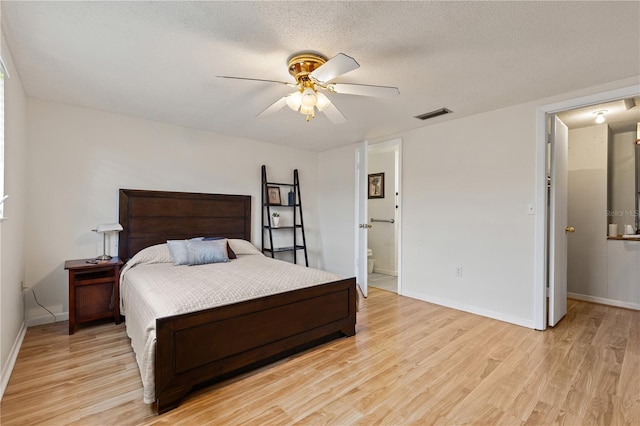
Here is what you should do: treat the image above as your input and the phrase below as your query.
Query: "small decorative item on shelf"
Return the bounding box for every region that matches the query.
[272,212,280,228]
[267,186,281,205]
[288,188,295,206]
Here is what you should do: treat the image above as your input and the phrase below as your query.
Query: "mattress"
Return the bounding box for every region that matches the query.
[119,239,342,404]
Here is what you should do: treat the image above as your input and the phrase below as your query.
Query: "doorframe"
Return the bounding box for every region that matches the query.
[533,84,640,330]
[356,138,403,296]
[368,138,403,295]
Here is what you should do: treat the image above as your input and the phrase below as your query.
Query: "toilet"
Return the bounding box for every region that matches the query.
[367,248,375,274]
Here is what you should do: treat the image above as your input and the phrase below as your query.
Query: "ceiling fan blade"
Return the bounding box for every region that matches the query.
[217,76,296,87]
[328,83,399,98]
[322,102,347,124]
[256,96,288,118]
[310,53,359,83]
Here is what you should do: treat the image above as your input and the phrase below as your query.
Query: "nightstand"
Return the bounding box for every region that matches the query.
[64,257,123,335]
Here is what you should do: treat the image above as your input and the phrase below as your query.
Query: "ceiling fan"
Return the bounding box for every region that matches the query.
[218,52,399,124]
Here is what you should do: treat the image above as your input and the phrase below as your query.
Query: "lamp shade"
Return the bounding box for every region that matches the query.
[286,91,302,111]
[300,105,315,115]
[95,223,123,233]
[301,87,317,108]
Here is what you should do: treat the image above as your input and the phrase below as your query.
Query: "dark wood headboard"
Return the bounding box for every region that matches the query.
[118,189,251,261]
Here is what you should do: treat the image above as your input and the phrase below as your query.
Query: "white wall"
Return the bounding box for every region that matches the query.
[368,150,396,275]
[398,104,537,326]
[24,99,321,324]
[566,124,608,298]
[318,77,639,329]
[1,36,28,396]
[317,144,357,278]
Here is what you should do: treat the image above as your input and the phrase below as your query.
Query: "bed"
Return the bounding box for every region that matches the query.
[118,189,357,414]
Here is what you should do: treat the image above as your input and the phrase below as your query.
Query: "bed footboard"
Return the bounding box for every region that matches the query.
[155,277,357,413]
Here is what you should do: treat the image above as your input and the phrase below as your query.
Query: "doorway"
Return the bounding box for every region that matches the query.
[367,141,400,293]
[355,139,402,297]
[535,85,640,330]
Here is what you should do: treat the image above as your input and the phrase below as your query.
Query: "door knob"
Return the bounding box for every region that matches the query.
[565,226,575,233]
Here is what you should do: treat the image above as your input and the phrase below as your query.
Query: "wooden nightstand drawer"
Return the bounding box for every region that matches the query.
[65,257,123,335]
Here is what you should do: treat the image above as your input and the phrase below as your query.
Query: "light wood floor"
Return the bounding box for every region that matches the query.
[2,289,639,425]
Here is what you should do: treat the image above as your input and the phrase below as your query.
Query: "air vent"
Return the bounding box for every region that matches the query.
[414,107,452,121]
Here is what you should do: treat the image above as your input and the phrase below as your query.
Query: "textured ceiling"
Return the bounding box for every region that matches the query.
[2,1,640,151]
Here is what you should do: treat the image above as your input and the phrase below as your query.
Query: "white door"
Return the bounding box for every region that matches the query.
[548,115,569,326]
[355,142,368,297]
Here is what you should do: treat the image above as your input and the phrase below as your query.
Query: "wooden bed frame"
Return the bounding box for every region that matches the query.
[118,189,357,414]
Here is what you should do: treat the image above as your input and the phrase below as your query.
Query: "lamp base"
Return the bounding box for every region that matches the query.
[96,254,113,261]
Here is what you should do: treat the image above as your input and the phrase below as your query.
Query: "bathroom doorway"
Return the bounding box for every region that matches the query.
[367,139,401,294]
[555,97,640,312]
[534,85,640,330]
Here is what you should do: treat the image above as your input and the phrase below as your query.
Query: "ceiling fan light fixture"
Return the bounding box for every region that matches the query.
[300,104,315,122]
[301,87,317,108]
[300,104,314,115]
[237,51,397,124]
[286,91,302,111]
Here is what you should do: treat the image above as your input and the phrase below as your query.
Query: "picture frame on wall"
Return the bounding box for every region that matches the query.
[267,186,282,205]
[368,173,385,199]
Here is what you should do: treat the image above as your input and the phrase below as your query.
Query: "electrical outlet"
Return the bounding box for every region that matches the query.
[455,266,463,277]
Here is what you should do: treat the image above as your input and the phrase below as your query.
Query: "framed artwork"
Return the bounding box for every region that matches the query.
[368,173,385,199]
[267,186,282,205]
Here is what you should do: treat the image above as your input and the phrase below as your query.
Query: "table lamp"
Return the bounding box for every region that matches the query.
[93,223,123,260]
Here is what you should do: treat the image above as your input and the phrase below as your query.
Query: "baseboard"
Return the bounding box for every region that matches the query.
[568,292,640,311]
[402,289,536,329]
[26,311,68,327]
[1,321,26,400]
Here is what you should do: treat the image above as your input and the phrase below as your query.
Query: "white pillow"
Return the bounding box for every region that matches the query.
[127,243,173,266]
[228,239,263,255]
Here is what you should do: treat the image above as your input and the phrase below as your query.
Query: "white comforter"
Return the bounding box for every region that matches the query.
[119,239,342,404]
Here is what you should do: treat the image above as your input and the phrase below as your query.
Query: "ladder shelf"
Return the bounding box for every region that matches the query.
[261,165,309,266]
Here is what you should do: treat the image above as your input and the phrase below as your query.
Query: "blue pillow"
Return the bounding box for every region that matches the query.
[186,239,229,265]
[203,237,237,259]
[167,237,204,266]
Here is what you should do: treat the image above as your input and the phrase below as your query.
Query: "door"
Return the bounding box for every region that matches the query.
[548,115,569,326]
[356,142,368,297]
